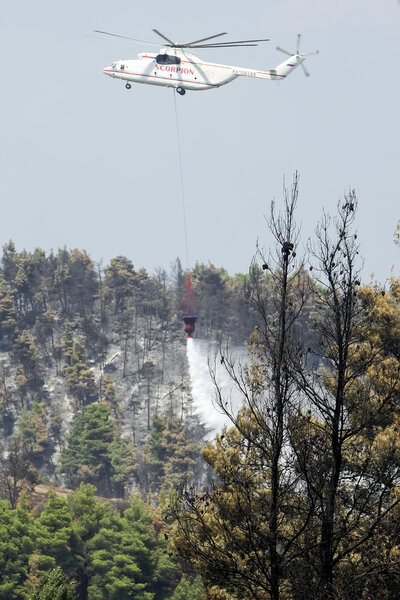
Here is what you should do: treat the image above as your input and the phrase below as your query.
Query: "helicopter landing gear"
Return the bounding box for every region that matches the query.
[176,87,186,96]
[125,83,131,90]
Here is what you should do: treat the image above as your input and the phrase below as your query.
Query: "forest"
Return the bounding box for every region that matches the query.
[1,179,400,599]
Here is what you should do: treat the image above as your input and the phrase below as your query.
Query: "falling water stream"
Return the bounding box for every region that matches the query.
[186,338,248,439]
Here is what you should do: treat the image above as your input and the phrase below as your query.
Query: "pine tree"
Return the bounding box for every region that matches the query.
[60,403,114,495]
[13,330,42,387]
[67,483,113,598]
[0,439,37,508]
[30,492,80,579]
[68,249,98,316]
[54,249,72,313]
[101,374,119,418]
[86,494,176,600]
[173,185,400,600]
[287,197,400,598]
[109,435,135,497]
[18,396,48,458]
[136,415,201,498]
[0,273,17,345]
[86,509,152,600]
[0,495,34,599]
[104,256,137,315]
[168,576,203,600]
[27,567,77,600]
[162,418,199,491]
[65,338,96,406]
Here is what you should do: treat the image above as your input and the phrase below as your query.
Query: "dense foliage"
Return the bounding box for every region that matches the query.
[0,484,202,600]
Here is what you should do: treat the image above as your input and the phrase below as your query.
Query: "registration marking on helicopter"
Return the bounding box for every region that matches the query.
[232,68,256,77]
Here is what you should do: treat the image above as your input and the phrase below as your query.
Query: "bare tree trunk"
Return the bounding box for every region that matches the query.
[123,333,128,378]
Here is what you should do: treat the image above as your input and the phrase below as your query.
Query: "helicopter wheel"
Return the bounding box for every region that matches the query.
[125,83,132,90]
[176,87,186,96]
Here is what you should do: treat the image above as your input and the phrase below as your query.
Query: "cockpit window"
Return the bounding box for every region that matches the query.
[120,64,125,70]
[156,54,181,65]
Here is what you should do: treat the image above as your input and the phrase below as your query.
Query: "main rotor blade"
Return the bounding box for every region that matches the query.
[94,30,158,45]
[181,32,227,46]
[188,37,269,49]
[189,43,259,48]
[276,46,292,56]
[209,37,270,44]
[191,37,269,47]
[95,28,271,51]
[152,29,176,46]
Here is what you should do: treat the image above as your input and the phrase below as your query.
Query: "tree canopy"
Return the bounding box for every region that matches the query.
[173,181,400,600]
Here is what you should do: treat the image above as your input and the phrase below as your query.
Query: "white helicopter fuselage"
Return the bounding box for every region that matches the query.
[103,47,305,92]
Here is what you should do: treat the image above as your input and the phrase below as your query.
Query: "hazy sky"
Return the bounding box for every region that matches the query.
[1,0,399,283]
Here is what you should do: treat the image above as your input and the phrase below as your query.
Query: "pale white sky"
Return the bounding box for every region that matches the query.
[0,0,399,283]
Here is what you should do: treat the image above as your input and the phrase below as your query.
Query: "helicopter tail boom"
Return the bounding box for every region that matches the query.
[233,55,306,81]
[268,55,304,79]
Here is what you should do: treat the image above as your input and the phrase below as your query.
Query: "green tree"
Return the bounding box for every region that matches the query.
[30,493,81,581]
[124,495,175,599]
[109,435,135,497]
[60,403,114,495]
[65,338,96,406]
[12,249,48,316]
[27,567,77,600]
[87,510,152,600]
[162,418,199,491]
[0,273,17,344]
[68,483,111,544]
[168,576,203,600]
[68,249,98,316]
[67,483,113,599]
[18,396,48,458]
[104,256,137,315]
[0,495,34,599]
[87,495,176,600]
[136,415,201,498]
[13,330,42,386]
[1,240,19,286]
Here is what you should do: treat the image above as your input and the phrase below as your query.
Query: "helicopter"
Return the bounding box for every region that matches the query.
[96,29,318,95]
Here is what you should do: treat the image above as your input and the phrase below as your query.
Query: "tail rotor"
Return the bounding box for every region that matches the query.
[276,34,319,77]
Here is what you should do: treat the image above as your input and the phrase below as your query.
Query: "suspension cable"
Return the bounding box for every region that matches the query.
[173,91,190,269]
